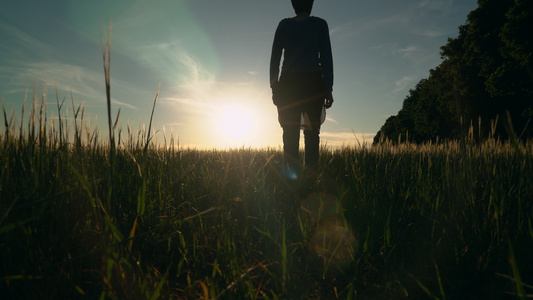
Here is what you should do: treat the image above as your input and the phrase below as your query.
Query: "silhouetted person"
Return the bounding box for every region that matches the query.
[270,0,334,181]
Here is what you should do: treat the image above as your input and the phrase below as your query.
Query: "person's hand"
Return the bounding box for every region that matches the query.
[324,91,334,109]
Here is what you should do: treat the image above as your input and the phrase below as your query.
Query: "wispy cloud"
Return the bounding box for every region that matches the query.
[393,76,417,93]
[0,61,143,111]
[329,20,356,37]
[0,15,150,113]
[415,29,446,38]
[370,43,432,65]
[398,45,419,54]
[0,20,57,60]
[164,122,184,127]
[418,0,453,14]
[326,116,339,125]
[111,98,138,110]
[330,0,453,45]
[136,41,217,103]
[321,131,375,146]
[330,13,409,42]
[397,45,422,59]
[159,95,213,116]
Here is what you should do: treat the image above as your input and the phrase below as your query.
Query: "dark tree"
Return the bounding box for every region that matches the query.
[375,0,533,144]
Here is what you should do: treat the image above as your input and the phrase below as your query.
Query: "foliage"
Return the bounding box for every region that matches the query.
[375,0,533,144]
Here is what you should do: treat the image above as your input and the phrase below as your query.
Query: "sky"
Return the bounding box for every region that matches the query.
[0,0,479,149]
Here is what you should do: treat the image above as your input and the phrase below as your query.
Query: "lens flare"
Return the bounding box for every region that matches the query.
[300,192,357,267]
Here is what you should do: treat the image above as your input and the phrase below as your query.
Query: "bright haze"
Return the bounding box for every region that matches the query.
[0,0,478,149]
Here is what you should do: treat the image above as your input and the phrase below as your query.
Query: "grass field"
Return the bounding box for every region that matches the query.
[1,89,532,300]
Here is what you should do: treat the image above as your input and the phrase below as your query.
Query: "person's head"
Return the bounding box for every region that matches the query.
[291,0,314,14]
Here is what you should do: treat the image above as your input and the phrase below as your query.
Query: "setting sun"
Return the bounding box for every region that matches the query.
[201,90,280,149]
[218,106,255,140]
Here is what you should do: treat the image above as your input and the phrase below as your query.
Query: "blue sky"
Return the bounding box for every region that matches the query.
[0,0,478,148]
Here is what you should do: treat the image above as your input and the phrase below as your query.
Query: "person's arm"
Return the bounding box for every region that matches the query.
[319,19,334,108]
[270,22,284,89]
[318,20,333,92]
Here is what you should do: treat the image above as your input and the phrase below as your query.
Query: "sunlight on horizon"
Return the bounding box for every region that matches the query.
[180,89,280,149]
[211,100,271,148]
[218,106,254,140]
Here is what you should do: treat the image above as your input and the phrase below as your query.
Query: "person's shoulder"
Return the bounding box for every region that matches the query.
[276,17,293,29]
[278,18,293,25]
[310,16,328,24]
[309,16,329,29]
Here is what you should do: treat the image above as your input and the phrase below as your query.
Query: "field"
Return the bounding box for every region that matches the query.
[1,91,532,300]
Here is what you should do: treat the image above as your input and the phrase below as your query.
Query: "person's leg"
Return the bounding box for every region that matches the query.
[283,125,300,175]
[303,98,323,175]
[303,128,319,172]
[278,105,301,178]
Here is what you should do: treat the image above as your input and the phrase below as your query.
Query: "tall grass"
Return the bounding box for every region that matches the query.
[1,47,532,299]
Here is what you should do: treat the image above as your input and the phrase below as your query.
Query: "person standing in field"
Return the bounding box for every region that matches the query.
[270,0,334,181]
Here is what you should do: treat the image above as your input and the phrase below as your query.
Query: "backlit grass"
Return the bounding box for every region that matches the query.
[1,91,532,299]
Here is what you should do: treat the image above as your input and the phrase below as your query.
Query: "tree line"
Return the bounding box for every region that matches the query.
[374,0,532,144]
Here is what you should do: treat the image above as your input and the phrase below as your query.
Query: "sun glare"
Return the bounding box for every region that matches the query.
[218,106,255,140]
[202,90,280,148]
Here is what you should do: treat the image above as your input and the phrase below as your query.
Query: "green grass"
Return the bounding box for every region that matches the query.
[1,93,532,299]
